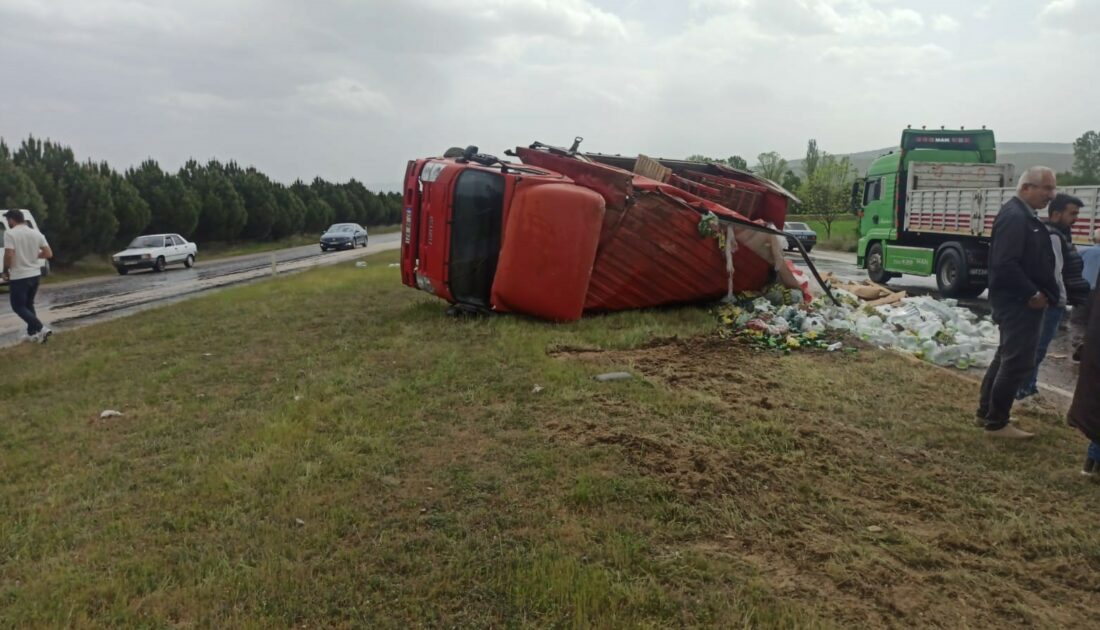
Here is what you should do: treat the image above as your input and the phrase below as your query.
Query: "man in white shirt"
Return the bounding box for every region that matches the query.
[2,209,54,342]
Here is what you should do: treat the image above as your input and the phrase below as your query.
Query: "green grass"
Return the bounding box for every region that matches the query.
[43,226,401,285]
[2,250,1098,627]
[803,217,858,252]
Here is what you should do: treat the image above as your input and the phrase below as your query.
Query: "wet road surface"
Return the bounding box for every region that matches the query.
[791,249,1082,400]
[0,233,400,348]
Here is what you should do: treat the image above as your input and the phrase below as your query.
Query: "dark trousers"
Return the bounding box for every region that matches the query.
[9,276,43,336]
[978,303,1043,428]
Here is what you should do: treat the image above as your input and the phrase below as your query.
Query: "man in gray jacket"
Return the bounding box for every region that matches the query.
[975,166,1059,438]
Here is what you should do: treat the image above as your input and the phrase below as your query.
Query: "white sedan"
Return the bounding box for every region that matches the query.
[112,234,198,275]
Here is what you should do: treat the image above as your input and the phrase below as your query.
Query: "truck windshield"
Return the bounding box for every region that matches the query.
[449,170,504,307]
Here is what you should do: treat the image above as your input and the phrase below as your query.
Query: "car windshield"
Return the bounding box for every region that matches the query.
[785,222,809,231]
[128,235,166,248]
[328,225,354,233]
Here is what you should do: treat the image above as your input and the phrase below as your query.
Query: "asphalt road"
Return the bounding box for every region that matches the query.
[0,233,401,348]
[791,248,1082,398]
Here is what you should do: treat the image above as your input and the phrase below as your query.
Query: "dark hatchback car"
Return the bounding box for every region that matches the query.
[320,223,369,251]
[783,221,817,252]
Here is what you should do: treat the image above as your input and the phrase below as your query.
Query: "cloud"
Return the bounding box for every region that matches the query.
[295,78,392,116]
[0,0,180,32]
[1040,0,1100,33]
[822,43,952,75]
[152,91,245,112]
[932,14,960,32]
[0,0,1094,188]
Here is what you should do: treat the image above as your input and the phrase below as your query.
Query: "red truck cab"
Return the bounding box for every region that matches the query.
[401,152,606,320]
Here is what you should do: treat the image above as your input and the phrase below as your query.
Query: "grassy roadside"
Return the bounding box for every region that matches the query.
[804,217,859,252]
[2,250,1098,627]
[42,225,402,285]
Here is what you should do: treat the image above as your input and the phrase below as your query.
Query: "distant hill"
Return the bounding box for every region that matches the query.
[788,142,1074,177]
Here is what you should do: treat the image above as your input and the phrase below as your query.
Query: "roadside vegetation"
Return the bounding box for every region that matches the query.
[0,136,403,270]
[806,217,859,252]
[2,250,1097,627]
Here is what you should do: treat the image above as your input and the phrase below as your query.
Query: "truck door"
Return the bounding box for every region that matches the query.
[859,176,886,235]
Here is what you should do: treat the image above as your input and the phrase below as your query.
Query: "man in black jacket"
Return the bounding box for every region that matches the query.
[1017,193,1090,399]
[976,166,1059,438]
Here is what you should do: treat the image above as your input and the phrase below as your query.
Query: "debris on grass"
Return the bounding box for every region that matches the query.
[531,384,544,394]
[99,409,123,419]
[594,372,633,382]
[716,280,999,369]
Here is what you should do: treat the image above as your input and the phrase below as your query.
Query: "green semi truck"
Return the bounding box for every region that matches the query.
[854,128,1099,297]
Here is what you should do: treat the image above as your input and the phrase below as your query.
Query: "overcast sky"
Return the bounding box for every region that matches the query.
[1,0,1096,190]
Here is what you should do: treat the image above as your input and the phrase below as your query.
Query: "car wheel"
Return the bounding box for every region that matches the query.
[184,255,194,268]
[320,246,327,252]
[804,245,814,253]
[153,256,166,272]
[117,267,129,275]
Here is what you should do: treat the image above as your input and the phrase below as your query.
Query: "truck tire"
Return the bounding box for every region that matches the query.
[935,247,974,298]
[866,242,892,285]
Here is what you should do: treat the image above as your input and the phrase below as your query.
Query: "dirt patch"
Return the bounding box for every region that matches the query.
[548,334,1099,628]
[546,420,766,502]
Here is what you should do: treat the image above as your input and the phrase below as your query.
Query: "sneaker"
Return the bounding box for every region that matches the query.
[36,327,52,344]
[1015,386,1039,401]
[985,424,1035,439]
[1083,458,1098,476]
[23,332,39,343]
[973,412,987,428]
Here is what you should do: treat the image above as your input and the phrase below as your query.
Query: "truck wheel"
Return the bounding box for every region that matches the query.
[935,248,973,298]
[866,243,892,284]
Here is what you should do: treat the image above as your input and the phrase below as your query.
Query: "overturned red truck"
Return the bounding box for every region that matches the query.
[400,140,824,321]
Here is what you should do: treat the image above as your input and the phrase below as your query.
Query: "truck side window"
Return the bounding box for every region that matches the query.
[863,178,882,205]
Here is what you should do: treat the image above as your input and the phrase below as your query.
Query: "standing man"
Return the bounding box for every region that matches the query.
[1068,285,1100,475]
[2,209,53,342]
[975,167,1059,438]
[1072,228,1100,362]
[1017,193,1091,398]
[1081,229,1100,291]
